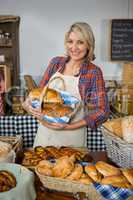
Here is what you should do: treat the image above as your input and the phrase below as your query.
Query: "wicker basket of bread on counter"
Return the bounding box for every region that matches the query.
[102,115,133,168]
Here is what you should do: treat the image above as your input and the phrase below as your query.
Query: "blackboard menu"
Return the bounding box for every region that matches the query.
[111,19,133,61]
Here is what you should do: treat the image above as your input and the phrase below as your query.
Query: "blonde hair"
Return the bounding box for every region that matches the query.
[64,22,95,61]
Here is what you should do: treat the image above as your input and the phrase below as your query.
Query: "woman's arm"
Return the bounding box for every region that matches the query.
[83,67,110,129]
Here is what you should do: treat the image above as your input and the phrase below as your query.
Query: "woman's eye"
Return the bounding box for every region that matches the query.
[78,40,84,45]
[67,40,73,44]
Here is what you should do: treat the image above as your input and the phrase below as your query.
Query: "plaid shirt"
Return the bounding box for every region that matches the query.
[39,56,110,129]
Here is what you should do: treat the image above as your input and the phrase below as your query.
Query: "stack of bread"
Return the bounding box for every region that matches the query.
[103,116,133,143]
[36,156,133,189]
[28,87,74,118]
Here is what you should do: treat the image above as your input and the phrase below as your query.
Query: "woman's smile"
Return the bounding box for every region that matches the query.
[66,31,88,61]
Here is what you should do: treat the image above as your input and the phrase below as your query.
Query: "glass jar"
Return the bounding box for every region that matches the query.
[112,82,133,116]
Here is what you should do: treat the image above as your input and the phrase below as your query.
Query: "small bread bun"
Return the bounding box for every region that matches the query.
[103,118,122,138]
[95,161,121,177]
[122,168,133,185]
[85,165,102,182]
[101,174,128,185]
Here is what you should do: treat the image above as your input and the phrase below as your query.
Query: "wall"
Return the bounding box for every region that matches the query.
[0,0,132,84]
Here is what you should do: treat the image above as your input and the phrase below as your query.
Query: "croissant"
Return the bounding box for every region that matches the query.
[52,156,75,178]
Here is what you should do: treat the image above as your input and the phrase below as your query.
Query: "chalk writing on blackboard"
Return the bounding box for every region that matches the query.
[111,19,133,61]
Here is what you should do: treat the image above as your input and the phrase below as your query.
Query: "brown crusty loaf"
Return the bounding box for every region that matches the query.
[121,168,133,185]
[95,161,121,177]
[29,87,63,104]
[103,118,122,138]
[85,165,102,182]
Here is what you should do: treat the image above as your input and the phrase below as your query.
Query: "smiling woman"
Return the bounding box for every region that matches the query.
[24,22,110,148]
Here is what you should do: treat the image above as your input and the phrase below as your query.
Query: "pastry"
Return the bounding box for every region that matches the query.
[52,156,75,178]
[36,160,54,176]
[66,164,83,181]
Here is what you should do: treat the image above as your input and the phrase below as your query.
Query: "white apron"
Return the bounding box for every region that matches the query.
[33,72,86,147]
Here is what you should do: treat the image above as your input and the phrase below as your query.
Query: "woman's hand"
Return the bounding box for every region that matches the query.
[39,120,67,130]
[22,99,43,118]
[63,119,87,130]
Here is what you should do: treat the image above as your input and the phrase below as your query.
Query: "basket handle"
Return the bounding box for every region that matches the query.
[39,76,65,107]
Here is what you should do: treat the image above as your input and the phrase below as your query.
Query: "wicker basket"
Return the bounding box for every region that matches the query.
[0,135,23,154]
[35,168,104,200]
[23,76,81,123]
[101,126,133,168]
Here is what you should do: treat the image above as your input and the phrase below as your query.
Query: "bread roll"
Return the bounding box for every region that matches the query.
[122,116,133,143]
[95,161,121,177]
[101,174,128,185]
[85,165,102,182]
[29,87,63,104]
[109,181,133,189]
[122,168,133,185]
[103,118,122,138]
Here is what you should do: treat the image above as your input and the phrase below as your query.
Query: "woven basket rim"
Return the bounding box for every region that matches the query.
[35,168,103,199]
[101,125,133,147]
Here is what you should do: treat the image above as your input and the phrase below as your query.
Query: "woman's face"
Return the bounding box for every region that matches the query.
[66,31,88,62]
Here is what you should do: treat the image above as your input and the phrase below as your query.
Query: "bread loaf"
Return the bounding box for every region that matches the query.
[29,87,63,104]
[122,116,133,143]
[121,168,133,185]
[103,118,122,138]
[95,161,121,176]
[85,165,102,182]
